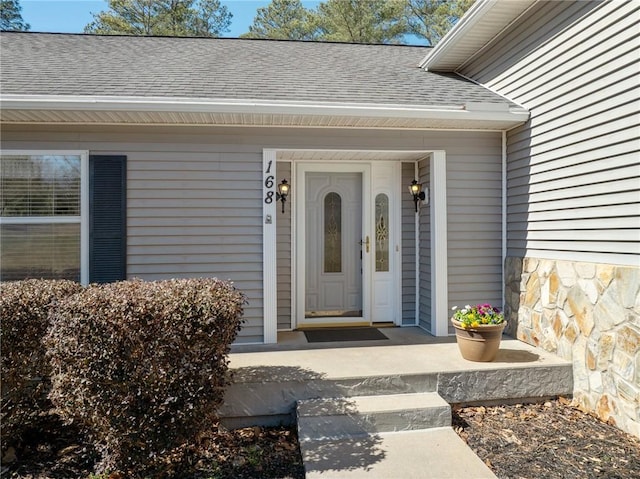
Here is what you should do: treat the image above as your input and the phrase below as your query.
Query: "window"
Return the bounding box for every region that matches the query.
[324,192,342,273]
[0,152,88,283]
[375,193,389,272]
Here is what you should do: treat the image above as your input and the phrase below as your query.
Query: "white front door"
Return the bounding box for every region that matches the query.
[305,172,363,318]
[296,163,371,326]
[295,161,400,328]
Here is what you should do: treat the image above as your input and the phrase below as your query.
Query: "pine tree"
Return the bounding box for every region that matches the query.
[404,0,474,46]
[84,0,231,37]
[1,0,30,31]
[313,0,406,44]
[191,0,233,37]
[242,0,318,41]
[240,0,473,45]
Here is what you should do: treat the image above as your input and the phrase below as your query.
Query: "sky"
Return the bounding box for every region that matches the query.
[20,0,321,38]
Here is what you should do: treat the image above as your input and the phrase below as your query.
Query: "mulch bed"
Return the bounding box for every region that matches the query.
[5,398,640,479]
[453,398,640,479]
[2,418,305,479]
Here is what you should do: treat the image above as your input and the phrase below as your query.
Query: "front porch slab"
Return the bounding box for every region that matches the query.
[221,332,573,428]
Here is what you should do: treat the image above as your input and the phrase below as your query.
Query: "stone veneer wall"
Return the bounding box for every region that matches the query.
[504,257,640,438]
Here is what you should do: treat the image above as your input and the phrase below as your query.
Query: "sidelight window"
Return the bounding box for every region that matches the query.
[375,193,389,272]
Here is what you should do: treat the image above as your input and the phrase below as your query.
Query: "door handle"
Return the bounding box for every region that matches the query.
[359,236,370,253]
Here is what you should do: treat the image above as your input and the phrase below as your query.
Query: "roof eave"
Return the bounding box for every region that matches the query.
[419,0,538,72]
[0,95,529,130]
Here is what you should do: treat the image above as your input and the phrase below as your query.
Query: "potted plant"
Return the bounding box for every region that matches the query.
[451,304,506,362]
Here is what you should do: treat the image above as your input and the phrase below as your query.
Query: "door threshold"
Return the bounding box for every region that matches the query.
[297,321,371,330]
[305,310,362,318]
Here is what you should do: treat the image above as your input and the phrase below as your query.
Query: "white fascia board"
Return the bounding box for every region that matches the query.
[0,94,529,124]
[419,0,499,69]
[0,94,464,115]
[419,0,538,72]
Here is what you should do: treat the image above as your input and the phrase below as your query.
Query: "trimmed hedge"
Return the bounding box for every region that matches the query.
[0,279,83,451]
[45,278,245,476]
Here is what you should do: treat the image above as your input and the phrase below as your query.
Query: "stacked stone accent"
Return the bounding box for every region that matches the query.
[505,257,640,438]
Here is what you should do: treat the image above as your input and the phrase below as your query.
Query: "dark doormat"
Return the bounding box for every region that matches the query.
[304,327,388,343]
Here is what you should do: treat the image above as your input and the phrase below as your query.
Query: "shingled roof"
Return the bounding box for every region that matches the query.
[0,32,528,129]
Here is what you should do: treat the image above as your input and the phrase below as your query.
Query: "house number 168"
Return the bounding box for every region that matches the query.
[264,160,274,204]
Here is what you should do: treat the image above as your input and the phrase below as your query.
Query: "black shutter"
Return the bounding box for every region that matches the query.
[89,155,127,283]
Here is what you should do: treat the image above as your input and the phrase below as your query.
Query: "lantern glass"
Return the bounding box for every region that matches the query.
[278,180,289,196]
[409,181,421,195]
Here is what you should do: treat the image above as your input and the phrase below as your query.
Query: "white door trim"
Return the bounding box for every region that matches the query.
[262,148,448,343]
[296,162,372,327]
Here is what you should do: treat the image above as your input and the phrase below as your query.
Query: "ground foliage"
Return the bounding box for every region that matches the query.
[1,418,304,479]
[6,398,639,478]
[454,398,640,479]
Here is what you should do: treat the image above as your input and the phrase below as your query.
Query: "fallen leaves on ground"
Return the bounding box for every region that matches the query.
[453,398,640,479]
[6,398,640,479]
[2,418,304,479]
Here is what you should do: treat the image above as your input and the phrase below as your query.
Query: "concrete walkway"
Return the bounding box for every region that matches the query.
[302,428,497,479]
[226,328,571,478]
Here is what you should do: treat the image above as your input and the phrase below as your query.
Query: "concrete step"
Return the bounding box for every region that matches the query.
[220,339,573,428]
[300,427,497,479]
[297,392,451,441]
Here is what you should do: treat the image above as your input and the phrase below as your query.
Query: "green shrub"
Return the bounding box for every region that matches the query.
[45,278,245,476]
[0,279,83,452]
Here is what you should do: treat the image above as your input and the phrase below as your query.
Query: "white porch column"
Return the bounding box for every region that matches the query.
[262,149,278,343]
[431,151,449,336]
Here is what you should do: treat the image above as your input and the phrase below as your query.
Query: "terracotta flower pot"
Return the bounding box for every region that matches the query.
[451,319,507,362]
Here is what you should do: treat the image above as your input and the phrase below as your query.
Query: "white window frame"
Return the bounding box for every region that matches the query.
[0,150,90,285]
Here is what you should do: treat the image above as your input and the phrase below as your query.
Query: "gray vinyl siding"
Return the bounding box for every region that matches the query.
[2,127,265,343]
[417,158,431,332]
[401,162,417,326]
[2,125,503,341]
[460,0,640,267]
[276,161,292,330]
[446,139,504,335]
[128,151,264,344]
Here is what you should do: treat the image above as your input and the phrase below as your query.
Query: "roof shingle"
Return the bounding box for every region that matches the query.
[0,32,515,108]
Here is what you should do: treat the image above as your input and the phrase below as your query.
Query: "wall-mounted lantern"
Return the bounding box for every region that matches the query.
[276,179,290,214]
[409,180,426,212]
